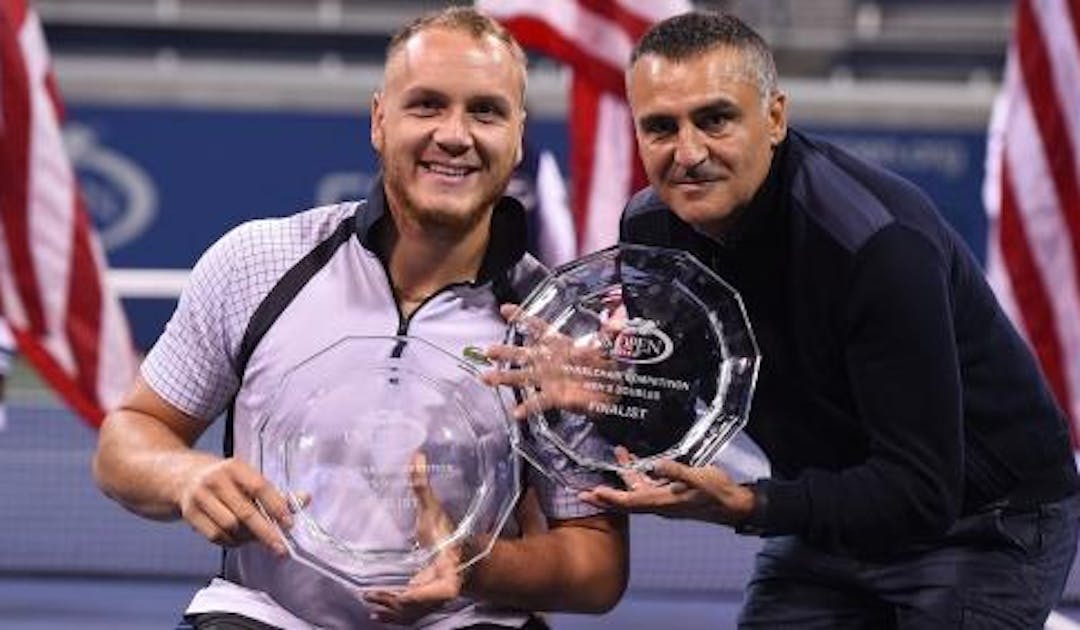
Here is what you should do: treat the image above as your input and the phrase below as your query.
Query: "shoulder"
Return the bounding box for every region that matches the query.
[141,202,362,419]
[193,202,360,296]
[204,202,360,271]
[786,131,944,255]
[182,201,361,351]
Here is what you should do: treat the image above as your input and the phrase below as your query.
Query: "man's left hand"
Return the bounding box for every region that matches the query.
[362,453,464,625]
[578,447,756,527]
[362,553,462,626]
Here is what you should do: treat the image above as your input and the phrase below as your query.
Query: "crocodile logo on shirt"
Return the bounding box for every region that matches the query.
[462,345,491,366]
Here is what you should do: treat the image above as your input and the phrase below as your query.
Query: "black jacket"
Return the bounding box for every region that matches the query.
[621,129,1079,556]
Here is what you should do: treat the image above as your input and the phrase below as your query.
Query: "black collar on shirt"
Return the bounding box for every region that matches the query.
[354,173,528,284]
[713,136,789,251]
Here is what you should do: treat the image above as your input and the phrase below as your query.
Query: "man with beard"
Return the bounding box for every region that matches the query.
[93,8,627,629]
[580,11,1080,628]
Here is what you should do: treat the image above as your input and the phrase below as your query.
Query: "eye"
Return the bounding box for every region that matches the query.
[700,113,727,131]
[695,107,735,133]
[469,100,507,123]
[407,97,443,117]
[641,117,677,138]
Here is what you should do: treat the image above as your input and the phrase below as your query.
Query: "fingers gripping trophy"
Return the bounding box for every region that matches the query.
[492,244,761,492]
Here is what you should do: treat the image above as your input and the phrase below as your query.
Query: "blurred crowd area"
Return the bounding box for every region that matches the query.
[37,0,1011,80]
[38,0,1011,126]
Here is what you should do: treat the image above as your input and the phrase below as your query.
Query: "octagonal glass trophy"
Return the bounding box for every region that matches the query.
[504,244,760,489]
[255,336,520,588]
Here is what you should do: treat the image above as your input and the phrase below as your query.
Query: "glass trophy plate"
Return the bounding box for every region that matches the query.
[255,336,521,587]
[505,244,760,488]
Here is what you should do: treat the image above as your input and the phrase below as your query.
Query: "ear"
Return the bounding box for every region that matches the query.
[767,91,788,147]
[370,91,385,154]
[514,109,527,167]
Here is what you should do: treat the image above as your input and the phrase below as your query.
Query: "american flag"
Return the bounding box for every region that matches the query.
[477,0,692,255]
[0,0,136,427]
[984,0,1080,446]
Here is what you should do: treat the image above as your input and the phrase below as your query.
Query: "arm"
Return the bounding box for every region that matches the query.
[584,225,964,553]
[93,375,293,554]
[366,480,628,625]
[366,499,628,625]
[465,511,629,613]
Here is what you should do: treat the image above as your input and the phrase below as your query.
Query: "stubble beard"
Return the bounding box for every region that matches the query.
[386,164,510,237]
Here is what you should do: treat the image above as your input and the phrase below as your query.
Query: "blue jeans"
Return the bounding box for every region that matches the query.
[738,493,1080,629]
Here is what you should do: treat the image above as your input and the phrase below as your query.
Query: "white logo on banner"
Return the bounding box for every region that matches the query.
[64,124,157,251]
[315,172,374,206]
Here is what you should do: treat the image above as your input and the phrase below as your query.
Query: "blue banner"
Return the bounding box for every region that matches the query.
[67,104,988,348]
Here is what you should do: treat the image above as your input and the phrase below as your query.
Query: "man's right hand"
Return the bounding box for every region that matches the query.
[484,304,619,420]
[177,458,294,556]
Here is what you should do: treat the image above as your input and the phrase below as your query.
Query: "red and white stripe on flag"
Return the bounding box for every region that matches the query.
[478,0,692,255]
[984,0,1080,444]
[0,0,136,427]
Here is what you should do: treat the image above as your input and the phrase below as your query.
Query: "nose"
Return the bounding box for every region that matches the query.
[673,125,707,169]
[432,110,472,156]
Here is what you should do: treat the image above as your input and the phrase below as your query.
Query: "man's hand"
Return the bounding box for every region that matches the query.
[578,447,755,526]
[362,547,463,626]
[484,304,618,420]
[177,457,294,556]
[363,453,464,625]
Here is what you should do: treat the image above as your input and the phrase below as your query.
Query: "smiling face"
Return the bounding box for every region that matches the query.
[627,46,787,238]
[371,27,526,236]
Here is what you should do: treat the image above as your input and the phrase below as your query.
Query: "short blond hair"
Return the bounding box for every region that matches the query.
[387,7,528,73]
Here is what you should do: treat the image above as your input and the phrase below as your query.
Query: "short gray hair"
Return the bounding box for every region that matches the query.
[631,12,778,104]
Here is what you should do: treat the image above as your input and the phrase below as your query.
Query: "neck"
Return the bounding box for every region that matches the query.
[696,207,745,243]
[702,151,780,244]
[379,208,493,316]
